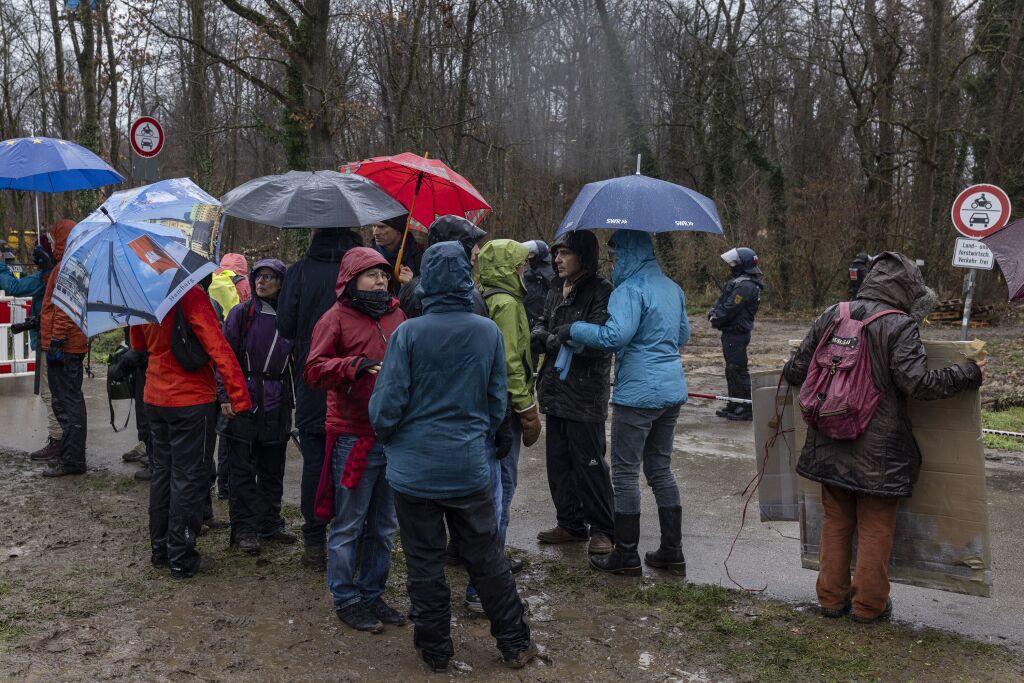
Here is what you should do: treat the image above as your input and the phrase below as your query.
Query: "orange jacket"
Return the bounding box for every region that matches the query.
[133,286,252,411]
[39,219,89,354]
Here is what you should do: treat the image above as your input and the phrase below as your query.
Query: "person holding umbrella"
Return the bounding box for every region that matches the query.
[371,216,423,285]
[559,229,691,576]
[37,219,90,477]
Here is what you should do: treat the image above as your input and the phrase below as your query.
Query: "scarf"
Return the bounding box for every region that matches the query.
[348,288,390,319]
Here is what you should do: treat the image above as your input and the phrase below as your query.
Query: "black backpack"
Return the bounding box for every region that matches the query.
[171,305,211,371]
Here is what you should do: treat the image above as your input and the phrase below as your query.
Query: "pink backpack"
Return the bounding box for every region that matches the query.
[797,302,904,440]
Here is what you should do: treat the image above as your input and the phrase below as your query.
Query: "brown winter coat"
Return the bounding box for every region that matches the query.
[783,252,982,497]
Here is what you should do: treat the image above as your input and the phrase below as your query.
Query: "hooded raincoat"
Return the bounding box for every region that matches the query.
[570,230,690,409]
[39,219,88,354]
[477,239,535,413]
[783,252,982,497]
[276,228,363,433]
[210,253,251,317]
[369,241,508,499]
[219,259,294,416]
[305,248,406,438]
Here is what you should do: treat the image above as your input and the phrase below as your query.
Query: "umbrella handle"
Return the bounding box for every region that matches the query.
[394,156,428,281]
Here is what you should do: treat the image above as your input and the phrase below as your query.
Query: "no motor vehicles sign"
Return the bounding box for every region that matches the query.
[951,184,1011,238]
[130,116,164,158]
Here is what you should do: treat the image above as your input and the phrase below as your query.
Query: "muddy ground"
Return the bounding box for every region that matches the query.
[2,318,1024,682]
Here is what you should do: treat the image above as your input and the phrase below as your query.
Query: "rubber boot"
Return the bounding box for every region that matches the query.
[644,505,686,576]
[589,513,641,576]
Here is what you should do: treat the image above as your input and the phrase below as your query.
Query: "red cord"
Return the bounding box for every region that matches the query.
[722,373,795,593]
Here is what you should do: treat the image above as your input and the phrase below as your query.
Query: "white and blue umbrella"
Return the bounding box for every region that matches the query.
[53,215,216,337]
[555,173,723,238]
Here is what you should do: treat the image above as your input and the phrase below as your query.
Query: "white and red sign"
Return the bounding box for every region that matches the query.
[130,116,164,158]
[951,183,1011,238]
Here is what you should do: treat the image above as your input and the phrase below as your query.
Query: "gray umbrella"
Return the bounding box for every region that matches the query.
[219,170,407,228]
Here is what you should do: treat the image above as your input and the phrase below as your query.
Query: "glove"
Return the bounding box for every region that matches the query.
[516,403,541,447]
[354,357,381,378]
[554,324,573,346]
[46,338,65,363]
[529,329,549,355]
[32,246,53,273]
[544,334,561,356]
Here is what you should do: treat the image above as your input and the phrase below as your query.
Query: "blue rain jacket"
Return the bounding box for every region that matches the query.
[370,241,508,499]
[570,230,690,409]
[0,263,45,350]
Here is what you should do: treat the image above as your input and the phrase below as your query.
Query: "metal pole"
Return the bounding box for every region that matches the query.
[960,268,977,341]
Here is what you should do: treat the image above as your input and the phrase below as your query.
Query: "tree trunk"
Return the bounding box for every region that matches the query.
[188,0,213,186]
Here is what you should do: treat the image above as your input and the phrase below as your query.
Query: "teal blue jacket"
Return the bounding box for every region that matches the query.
[0,263,46,350]
[570,230,690,409]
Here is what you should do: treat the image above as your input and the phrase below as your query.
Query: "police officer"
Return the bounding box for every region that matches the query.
[709,247,764,421]
[848,252,869,299]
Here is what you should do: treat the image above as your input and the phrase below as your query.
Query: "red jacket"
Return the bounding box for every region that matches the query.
[305,247,406,437]
[39,219,89,354]
[134,286,251,411]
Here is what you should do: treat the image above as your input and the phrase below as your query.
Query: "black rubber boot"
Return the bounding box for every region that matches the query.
[590,513,641,576]
[644,505,686,576]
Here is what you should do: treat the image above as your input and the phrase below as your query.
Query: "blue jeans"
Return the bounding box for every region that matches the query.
[326,436,398,610]
[499,414,523,548]
[466,454,503,599]
[610,404,682,515]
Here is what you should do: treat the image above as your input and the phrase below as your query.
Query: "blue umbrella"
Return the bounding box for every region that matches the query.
[555,173,723,238]
[52,216,216,337]
[95,178,224,260]
[0,136,124,237]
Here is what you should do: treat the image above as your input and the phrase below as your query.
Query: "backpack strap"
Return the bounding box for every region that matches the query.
[862,308,903,325]
[483,287,514,300]
[838,301,852,319]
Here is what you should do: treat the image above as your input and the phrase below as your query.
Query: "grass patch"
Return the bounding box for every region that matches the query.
[983,407,1024,451]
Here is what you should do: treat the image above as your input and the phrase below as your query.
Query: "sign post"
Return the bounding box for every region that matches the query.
[950,183,1012,340]
[129,116,164,183]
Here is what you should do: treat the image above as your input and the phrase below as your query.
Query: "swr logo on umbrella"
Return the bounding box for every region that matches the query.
[128,235,178,274]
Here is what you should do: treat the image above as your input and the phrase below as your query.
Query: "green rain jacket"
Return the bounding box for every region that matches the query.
[477,239,536,412]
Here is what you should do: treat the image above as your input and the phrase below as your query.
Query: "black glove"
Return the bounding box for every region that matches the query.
[354,356,381,378]
[554,324,573,345]
[47,338,65,363]
[32,246,53,273]
[530,329,549,355]
[544,333,561,356]
[108,349,142,381]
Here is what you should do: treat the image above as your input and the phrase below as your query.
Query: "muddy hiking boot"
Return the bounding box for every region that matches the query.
[41,462,86,478]
[237,537,260,555]
[367,597,406,626]
[820,601,852,619]
[134,463,152,481]
[588,532,614,555]
[536,526,588,544]
[850,598,893,624]
[261,528,298,544]
[30,437,62,462]
[336,602,383,634]
[121,441,148,463]
[171,554,216,580]
[715,405,737,418]
[727,404,753,421]
[589,513,642,576]
[301,545,326,569]
[644,505,686,576]
[418,648,450,674]
[501,640,539,669]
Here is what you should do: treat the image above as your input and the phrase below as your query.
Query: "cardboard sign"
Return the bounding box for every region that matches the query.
[793,340,991,597]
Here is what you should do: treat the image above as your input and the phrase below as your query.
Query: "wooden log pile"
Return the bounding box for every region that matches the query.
[928,299,999,327]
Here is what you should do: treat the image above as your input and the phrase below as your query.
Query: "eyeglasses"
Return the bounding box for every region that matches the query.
[254,273,280,282]
[362,269,392,282]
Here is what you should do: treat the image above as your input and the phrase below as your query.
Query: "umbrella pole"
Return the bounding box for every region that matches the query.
[394,163,427,280]
[34,192,40,240]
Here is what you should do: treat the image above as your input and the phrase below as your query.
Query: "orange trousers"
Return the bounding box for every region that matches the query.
[817,484,900,619]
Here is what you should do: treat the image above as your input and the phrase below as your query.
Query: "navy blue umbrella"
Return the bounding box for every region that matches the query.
[555,173,723,238]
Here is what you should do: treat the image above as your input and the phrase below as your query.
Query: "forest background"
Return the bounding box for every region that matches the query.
[1,0,1023,309]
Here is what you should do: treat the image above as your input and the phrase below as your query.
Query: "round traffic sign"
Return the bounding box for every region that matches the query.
[130,116,164,158]
[951,183,1011,238]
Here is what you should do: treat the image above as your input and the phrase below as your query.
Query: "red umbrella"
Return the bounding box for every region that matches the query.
[341,152,491,276]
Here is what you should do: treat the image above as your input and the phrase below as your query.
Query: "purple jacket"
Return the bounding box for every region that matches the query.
[218,258,294,411]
